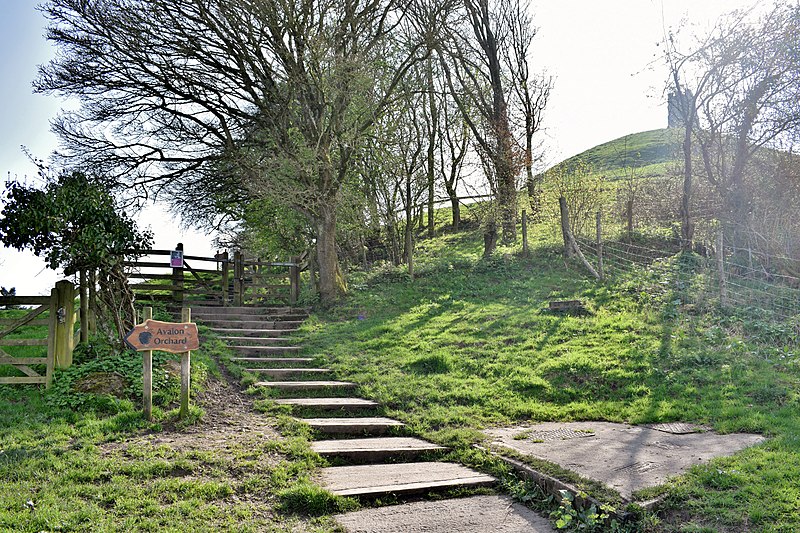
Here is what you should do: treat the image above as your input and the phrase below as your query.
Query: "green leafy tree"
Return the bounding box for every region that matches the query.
[0,171,152,341]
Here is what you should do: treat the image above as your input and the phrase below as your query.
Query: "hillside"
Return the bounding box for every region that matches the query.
[564,128,680,171]
[291,220,800,531]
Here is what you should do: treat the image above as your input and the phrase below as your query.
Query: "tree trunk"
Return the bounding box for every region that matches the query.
[483,218,498,258]
[498,168,517,244]
[388,217,400,266]
[680,118,694,250]
[450,195,461,231]
[426,61,437,239]
[405,208,414,279]
[316,202,341,305]
[626,199,634,240]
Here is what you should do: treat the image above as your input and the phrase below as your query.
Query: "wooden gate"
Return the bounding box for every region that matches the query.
[0,281,80,387]
[125,245,300,307]
[231,253,300,306]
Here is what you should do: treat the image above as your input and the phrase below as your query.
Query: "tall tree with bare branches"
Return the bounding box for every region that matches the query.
[37,0,432,304]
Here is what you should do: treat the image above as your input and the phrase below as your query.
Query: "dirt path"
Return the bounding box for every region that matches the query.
[98,366,330,532]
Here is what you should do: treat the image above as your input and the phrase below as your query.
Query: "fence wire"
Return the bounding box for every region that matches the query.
[574,229,800,323]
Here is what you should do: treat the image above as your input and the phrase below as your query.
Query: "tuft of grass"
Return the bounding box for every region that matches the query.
[277,483,358,516]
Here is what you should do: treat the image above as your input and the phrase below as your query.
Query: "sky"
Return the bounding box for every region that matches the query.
[0,0,759,294]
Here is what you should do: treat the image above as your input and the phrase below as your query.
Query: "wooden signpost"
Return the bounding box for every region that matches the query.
[124,319,200,353]
[124,309,200,420]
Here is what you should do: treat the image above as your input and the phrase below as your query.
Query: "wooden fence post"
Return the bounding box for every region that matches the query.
[79,270,89,343]
[53,280,76,369]
[220,251,230,306]
[172,242,185,306]
[596,211,604,281]
[559,196,575,258]
[88,269,97,335]
[142,306,153,421]
[233,251,244,306]
[46,287,58,387]
[289,257,300,305]
[180,307,192,419]
[717,230,727,306]
[521,210,529,257]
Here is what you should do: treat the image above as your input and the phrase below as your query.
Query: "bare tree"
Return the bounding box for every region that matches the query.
[437,0,542,250]
[437,90,471,230]
[668,4,800,250]
[506,0,552,218]
[37,0,431,304]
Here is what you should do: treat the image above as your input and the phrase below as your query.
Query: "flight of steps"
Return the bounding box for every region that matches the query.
[193,305,552,531]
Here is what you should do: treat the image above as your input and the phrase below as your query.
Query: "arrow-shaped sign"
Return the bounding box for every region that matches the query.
[124,319,200,353]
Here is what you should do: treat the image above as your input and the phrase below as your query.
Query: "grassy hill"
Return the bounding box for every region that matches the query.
[285,220,800,530]
[554,128,681,180]
[566,128,680,171]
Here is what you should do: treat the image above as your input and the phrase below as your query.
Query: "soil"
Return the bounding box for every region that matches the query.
[96,365,322,531]
[101,367,280,455]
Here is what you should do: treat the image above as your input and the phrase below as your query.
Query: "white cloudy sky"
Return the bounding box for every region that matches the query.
[0,0,760,294]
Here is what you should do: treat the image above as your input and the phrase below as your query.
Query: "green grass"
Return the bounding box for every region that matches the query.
[0,324,338,532]
[564,128,681,172]
[286,222,800,531]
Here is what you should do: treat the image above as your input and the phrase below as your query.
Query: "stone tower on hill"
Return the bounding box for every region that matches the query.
[668,90,694,128]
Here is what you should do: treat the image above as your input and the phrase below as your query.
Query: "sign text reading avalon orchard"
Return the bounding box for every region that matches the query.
[124,319,200,353]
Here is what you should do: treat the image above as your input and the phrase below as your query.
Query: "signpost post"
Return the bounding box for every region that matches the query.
[142,307,153,421]
[124,311,200,420]
[180,307,192,419]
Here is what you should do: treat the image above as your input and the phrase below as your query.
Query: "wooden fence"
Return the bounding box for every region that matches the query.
[0,280,82,388]
[125,244,300,307]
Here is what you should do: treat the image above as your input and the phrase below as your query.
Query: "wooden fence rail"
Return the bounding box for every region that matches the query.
[0,280,80,388]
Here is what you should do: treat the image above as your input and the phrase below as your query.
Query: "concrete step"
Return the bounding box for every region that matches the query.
[244,368,330,376]
[334,495,556,532]
[229,345,302,355]
[302,417,403,435]
[217,336,295,345]
[319,462,496,498]
[273,397,379,410]
[209,328,298,337]
[199,319,303,329]
[254,380,356,390]
[232,357,314,364]
[312,437,446,461]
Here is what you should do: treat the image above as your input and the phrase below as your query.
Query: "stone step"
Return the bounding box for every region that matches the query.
[320,462,496,498]
[229,345,302,355]
[302,417,403,435]
[244,368,330,376]
[334,495,556,533]
[312,437,446,461]
[200,319,303,329]
[273,397,379,410]
[209,328,298,337]
[217,336,295,345]
[232,357,314,364]
[254,380,356,390]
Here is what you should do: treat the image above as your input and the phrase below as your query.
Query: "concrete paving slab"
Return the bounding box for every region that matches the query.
[320,462,495,497]
[334,495,555,532]
[312,437,446,460]
[485,421,765,501]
